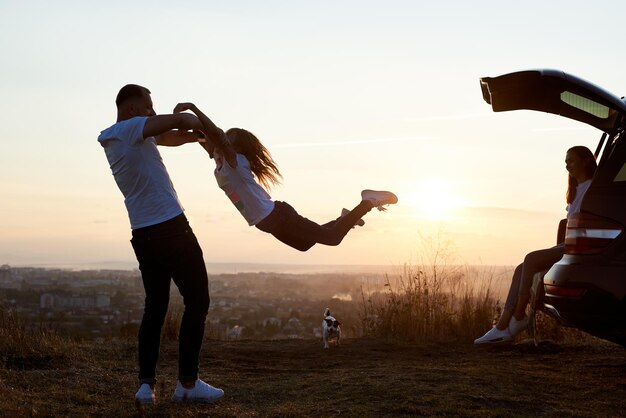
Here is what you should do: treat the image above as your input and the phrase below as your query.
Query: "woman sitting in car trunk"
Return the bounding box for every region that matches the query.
[475,145,597,344]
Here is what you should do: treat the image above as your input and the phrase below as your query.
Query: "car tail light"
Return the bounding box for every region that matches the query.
[565,213,623,254]
[545,284,587,298]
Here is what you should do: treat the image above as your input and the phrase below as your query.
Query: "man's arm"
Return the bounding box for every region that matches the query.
[143,113,204,140]
[155,130,205,147]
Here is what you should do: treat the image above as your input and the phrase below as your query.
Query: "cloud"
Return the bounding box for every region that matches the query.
[460,206,557,219]
[405,113,490,122]
[530,126,594,132]
[271,135,433,148]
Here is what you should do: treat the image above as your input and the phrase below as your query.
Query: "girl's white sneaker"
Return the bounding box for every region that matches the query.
[361,190,398,211]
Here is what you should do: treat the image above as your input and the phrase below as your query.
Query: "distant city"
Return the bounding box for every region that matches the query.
[0,264,387,341]
[4,261,398,275]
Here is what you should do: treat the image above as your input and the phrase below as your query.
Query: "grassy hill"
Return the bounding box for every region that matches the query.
[1,336,624,417]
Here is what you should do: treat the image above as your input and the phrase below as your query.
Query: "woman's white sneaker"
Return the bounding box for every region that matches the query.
[172,379,224,403]
[474,327,512,344]
[135,383,155,405]
[508,315,529,337]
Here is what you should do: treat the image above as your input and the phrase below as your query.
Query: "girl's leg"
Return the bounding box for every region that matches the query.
[257,201,373,251]
[293,200,373,247]
[513,244,565,319]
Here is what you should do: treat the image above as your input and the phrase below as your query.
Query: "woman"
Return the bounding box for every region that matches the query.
[475,145,597,344]
[176,102,398,252]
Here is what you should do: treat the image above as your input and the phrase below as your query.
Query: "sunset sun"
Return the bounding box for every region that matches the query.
[406,178,464,220]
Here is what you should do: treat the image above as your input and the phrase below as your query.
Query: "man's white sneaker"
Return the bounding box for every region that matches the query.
[474,327,512,344]
[172,379,224,403]
[361,190,398,211]
[508,315,529,337]
[341,208,365,227]
[135,383,155,405]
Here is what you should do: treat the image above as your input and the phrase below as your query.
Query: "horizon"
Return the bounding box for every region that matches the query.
[2,2,625,267]
[2,260,514,275]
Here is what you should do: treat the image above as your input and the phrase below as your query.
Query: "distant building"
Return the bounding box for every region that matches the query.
[0,265,20,289]
[40,293,54,309]
[0,264,10,281]
[282,317,304,337]
[24,277,55,287]
[39,293,111,310]
[262,317,282,327]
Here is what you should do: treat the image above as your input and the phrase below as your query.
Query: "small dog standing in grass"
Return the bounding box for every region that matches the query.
[322,308,341,349]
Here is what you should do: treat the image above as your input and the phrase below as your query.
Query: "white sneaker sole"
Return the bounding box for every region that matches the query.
[474,337,513,344]
[172,393,224,403]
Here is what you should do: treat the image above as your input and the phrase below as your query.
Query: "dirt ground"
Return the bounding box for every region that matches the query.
[1,337,624,417]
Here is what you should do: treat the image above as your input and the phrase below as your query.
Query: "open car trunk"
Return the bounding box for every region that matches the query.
[481,69,626,229]
[480,69,626,133]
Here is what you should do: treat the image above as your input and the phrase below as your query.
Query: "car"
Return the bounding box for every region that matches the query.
[480,69,626,347]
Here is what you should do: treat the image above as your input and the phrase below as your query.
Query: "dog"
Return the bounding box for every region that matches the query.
[322,308,341,349]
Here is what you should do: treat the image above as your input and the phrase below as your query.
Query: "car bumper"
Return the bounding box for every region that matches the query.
[542,261,625,344]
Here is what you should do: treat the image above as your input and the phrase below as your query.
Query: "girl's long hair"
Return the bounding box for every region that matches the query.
[566,146,597,204]
[226,128,282,191]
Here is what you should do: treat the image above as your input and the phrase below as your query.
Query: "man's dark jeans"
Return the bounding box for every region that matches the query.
[130,213,209,385]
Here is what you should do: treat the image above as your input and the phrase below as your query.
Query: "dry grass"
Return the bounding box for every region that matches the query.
[0,305,79,370]
[359,236,498,342]
[0,337,623,417]
[357,235,595,345]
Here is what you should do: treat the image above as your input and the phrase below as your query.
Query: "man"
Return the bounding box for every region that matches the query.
[98,84,231,405]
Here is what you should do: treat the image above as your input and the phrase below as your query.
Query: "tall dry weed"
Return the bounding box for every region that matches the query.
[0,305,78,369]
[359,234,498,342]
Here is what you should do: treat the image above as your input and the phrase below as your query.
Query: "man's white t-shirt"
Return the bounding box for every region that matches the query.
[567,179,592,218]
[214,152,275,226]
[98,116,184,229]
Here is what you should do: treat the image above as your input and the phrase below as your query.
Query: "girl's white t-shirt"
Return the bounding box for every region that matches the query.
[214,153,275,226]
[567,179,592,218]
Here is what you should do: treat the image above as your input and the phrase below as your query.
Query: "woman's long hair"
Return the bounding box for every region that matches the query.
[226,128,282,191]
[566,146,597,204]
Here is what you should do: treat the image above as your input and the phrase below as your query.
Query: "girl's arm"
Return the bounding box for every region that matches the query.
[173,102,237,167]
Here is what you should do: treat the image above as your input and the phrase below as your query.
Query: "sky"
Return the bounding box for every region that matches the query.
[1,1,625,270]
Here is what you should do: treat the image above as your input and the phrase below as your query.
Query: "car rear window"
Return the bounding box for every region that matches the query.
[561,91,610,119]
[596,130,626,184]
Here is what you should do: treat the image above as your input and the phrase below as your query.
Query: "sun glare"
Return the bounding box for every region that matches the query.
[406,178,464,220]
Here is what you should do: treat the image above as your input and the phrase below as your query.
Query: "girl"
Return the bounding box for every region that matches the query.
[474,145,597,344]
[176,103,397,252]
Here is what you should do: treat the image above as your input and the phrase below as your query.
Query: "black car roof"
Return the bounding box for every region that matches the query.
[480,69,626,133]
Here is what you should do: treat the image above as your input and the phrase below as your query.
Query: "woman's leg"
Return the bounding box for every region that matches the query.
[513,244,565,320]
[495,263,523,330]
[474,263,522,343]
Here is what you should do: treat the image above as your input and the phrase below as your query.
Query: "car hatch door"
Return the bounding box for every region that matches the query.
[480,69,626,133]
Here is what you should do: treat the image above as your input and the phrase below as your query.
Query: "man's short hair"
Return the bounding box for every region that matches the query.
[115,84,151,107]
